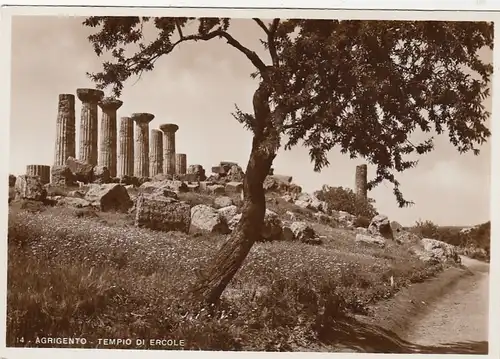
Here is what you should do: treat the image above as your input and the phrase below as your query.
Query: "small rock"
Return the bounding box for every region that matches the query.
[355,233,386,247]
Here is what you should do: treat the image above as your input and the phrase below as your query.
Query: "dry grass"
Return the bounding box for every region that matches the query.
[7,203,444,351]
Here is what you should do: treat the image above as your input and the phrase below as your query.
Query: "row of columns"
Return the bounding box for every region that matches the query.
[53,88,188,179]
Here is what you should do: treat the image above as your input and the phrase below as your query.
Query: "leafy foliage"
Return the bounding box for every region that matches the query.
[412,219,441,240]
[411,219,490,259]
[83,17,493,207]
[315,186,378,218]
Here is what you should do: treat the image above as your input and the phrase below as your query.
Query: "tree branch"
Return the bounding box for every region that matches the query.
[268,19,280,67]
[253,18,269,34]
[175,18,184,39]
[217,30,268,72]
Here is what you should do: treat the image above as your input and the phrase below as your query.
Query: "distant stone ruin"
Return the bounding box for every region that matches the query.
[355,164,368,201]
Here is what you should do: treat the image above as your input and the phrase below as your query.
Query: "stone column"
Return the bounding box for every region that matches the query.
[98,98,123,177]
[53,94,76,166]
[175,153,187,175]
[77,88,104,165]
[132,113,155,178]
[355,164,368,201]
[118,117,134,178]
[26,165,50,185]
[159,124,179,175]
[149,129,163,177]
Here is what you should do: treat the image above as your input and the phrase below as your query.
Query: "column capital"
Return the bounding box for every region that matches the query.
[98,97,123,111]
[159,123,179,133]
[131,112,155,125]
[59,94,75,101]
[77,88,104,103]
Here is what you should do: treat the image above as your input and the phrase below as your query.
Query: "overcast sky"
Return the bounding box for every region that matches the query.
[9,16,492,226]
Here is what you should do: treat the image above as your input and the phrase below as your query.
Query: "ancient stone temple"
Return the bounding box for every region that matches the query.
[149,129,163,177]
[355,164,368,201]
[175,153,187,175]
[26,164,50,185]
[118,117,134,178]
[53,94,76,166]
[77,88,104,165]
[98,97,123,177]
[132,113,155,178]
[159,123,179,175]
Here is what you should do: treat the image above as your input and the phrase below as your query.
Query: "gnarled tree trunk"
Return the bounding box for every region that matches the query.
[188,79,278,306]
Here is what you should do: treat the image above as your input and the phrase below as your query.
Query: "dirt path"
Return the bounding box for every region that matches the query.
[403,256,489,348]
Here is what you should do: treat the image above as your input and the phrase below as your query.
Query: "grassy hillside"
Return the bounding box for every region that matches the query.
[6,188,448,351]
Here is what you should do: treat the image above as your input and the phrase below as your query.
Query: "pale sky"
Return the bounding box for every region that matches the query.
[8,16,492,226]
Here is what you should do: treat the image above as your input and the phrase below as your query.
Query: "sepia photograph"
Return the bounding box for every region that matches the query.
[2,6,495,356]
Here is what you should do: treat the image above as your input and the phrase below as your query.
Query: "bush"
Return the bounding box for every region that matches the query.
[315,186,377,218]
[411,220,440,239]
[411,219,490,261]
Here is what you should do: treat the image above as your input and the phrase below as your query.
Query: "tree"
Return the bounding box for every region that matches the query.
[83,17,493,305]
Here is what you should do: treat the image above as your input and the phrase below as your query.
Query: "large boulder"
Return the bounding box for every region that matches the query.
[420,238,461,264]
[261,209,284,242]
[229,209,283,242]
[294,193,325,212]
[207,184,225,195]
[186,165,206,182]
[139,180,188,194]
[93,165,111,184]
[331,210,356,228]
[120,175,140,187]
[227,165,245,182]
[9,174,16,187]
[218,205,239,224]
[15,175,47,201]
[135,193,191,233]
[51,165,75,186]
[368,214,394,241]
[57,197,92,208]
[214,196,233,208]
[225,181,243,195]
[190,204,230,234]
[66,157,93,183]
[84,184,133,212]
[289,221,322,245]
[355,233,386,247]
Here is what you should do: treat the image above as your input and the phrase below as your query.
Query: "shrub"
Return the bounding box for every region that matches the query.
[411,219,490,261]
[411,220,440,239]
[315,186,377,218]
